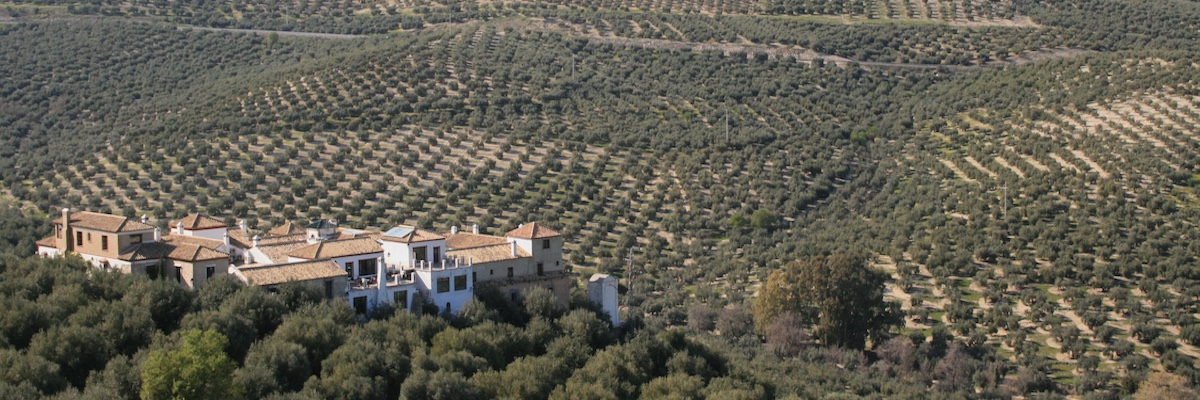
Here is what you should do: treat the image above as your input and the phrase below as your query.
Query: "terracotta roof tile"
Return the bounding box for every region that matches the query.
[258,241,311,264]
[167,243,229,262]
[235,260,347,286]
[447,243,530,264]
[226,228,253,249]
[380,227,445,244]
[267,222,305,236]
[445,232,508,249]
[505,222,561,239]
[118,242,174,261]
[62,210,155,233]
[36,235,57,248]
[256,233,307,247]
[177,214,227,230]
[287,237,382,260]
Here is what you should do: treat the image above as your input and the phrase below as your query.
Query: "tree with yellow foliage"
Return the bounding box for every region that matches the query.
[1135,372,1199,400]
[753,253,899,350]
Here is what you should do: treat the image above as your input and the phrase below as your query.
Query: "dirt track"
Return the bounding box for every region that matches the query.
[179,26,363,40]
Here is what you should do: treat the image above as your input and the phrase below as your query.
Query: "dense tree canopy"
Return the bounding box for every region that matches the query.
[754,253,899,349]
[141,329,240,400]
[3,0,1200,395]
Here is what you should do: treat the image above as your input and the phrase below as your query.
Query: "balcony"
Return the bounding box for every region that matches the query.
[348,272,413,291]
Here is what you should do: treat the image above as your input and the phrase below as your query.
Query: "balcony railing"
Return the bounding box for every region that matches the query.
[348,272,413,291]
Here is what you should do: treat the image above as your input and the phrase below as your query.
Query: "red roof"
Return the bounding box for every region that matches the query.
[505,222,561,239]
[178,214,227,230]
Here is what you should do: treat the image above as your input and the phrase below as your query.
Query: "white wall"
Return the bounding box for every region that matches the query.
[381,241,413,268]
[509,237,533,255]
[347,281,417,313]
[37,246,62,258]
[588,274,620,326]
[186,227,227,241]
[416,267,473,314]
[381,240,446,269]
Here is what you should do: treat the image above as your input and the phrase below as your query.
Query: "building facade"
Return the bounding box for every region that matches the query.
[39,209,576,316]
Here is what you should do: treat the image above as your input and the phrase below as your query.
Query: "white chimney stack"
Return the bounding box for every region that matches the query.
[511,241,518,257]
[239,219,247,231]
[141,214,149,224]
[377,257,386,289]
[472,224,479,234]
[153,227,162,242]
[451,226,458,234]
[176,222,183,235]
[223,232,231,247]
[252,235,260,248]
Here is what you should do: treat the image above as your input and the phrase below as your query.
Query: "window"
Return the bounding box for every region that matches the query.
[537,263,544,276]
[129,234,142,244]
[101,235,108,251]
[454,275,467,291]
[76,232,83,246]
[353,296,368,314]
[359,258,377,276]
[433,246,441,262]
[414,246,428,262]
[206,266,215,278]
[324,280,334,299]
[56,226,62,238]
[436,277,450,293]
[87,232,91,242]
[394,290,408,310]
[345,262,353,277]
[507,267,513,278]
[175,266,182,283]
[543,239,551,249]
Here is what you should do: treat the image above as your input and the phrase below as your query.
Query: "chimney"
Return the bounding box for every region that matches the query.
[62,208,72,252]
[252,235,260,248]
[377,257,386,290]
[141,214,149,224]
[238,219,247,231]
[511,241,518,257]
[153,227,162,242]
[223,232,231,247]
[471,224,479,234]
[451,226,458,235]
[176,221,183,235]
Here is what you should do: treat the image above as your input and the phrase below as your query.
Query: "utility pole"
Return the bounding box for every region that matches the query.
[1002,182,1008,218]
[624,247,636,307]
[724,109,729,142]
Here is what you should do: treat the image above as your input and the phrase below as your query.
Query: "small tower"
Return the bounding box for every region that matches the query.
[306,219,338,243]
[588,274,620,326]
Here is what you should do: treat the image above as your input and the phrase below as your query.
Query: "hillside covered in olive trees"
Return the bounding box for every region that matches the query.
[4,0,1200,398]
